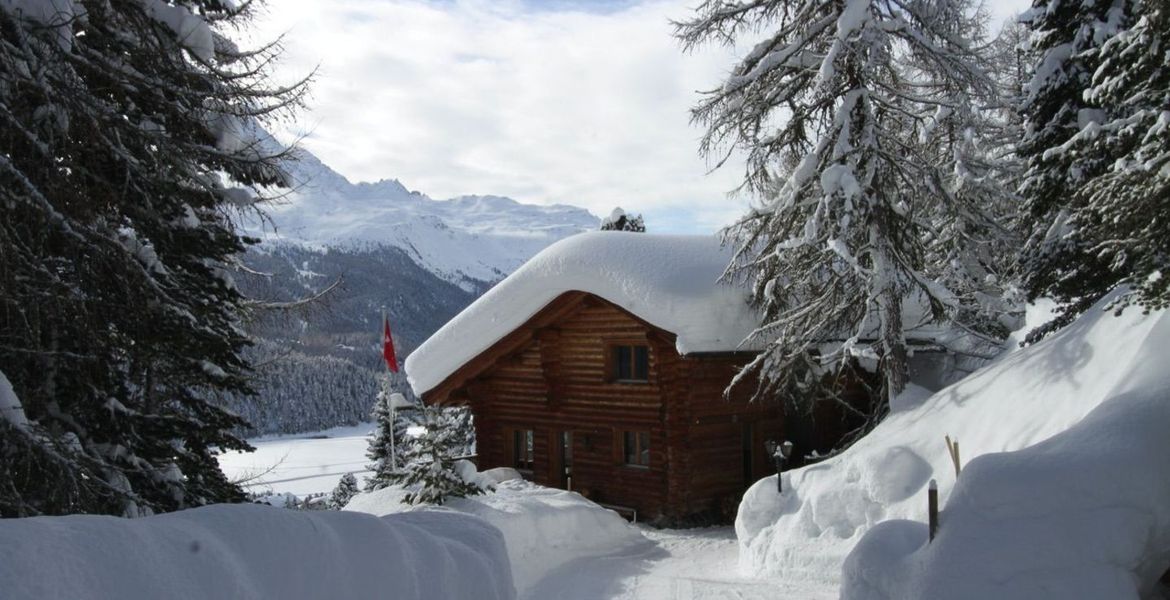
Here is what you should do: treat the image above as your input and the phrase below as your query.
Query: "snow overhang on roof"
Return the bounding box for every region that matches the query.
[404,231,762,397]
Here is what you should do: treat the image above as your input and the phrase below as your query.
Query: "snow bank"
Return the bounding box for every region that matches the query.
[346,478,647,594]
[841,305,1170,599]
[406,232,760,396]
[0,504,514,600]
[735,291,1167,588]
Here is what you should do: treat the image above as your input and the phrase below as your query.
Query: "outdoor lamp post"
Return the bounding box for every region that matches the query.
[765,439,795,493]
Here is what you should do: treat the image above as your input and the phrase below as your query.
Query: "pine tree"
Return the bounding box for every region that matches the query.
[675,0,1015,413]
[0,1,307,516]
[393,406,483,506]
[600,207,646,232]
[329,472,359,510]
[365,381,416,491]
[1019,0,1166,339]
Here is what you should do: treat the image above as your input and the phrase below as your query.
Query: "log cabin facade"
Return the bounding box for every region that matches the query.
[421,291,782,523]
[405,232,920,523]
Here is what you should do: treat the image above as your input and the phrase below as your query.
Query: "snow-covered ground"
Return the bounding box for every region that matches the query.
[0,504,513,600]
[737,291,1170,595]
[527,525,835,600]
[347,477,837,600]
[215,423,375,496]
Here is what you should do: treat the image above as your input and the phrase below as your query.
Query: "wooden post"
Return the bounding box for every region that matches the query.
[928,478,939,542]
[945,435,962,477]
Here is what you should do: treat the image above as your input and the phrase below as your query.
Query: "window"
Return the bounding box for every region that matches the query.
[513,429,534,471]
[612,345,649,382]
[622,431,650,468]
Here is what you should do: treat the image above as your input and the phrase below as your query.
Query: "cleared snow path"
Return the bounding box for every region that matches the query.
[525,526,835,600]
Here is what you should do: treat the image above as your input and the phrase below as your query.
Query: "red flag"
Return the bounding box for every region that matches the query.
[382,315,399,373]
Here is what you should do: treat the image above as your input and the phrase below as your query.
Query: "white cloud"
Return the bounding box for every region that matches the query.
[254,0,1029,234]
[254,0,749,233]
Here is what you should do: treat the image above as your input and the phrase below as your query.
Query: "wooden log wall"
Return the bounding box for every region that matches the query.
[440,293,785,522]
[677,358,783,517]
[469,299,672,518]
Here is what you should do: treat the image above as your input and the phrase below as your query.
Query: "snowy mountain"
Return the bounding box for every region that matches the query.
[245,149,599,290]
[224,149,598,435]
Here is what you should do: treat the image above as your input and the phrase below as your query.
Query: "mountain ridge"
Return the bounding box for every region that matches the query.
[244,147,599,290]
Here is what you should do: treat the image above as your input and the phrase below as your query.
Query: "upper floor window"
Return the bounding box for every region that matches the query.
[612,344,649,382]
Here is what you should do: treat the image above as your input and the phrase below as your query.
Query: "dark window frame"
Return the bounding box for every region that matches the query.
[608,343,650,383]
[512,428,535,473]
[621,430,651,468]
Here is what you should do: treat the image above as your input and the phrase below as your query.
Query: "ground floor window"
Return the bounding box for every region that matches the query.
[622,431,650,467]
[513,429,535,471]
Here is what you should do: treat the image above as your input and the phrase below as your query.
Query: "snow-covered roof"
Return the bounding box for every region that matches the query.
[405,232,761,397]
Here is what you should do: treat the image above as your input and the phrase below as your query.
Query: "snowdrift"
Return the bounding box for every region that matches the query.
[736,292,1167,591]
[346,478,647,594]
[0,504,514,600]
[841,306,1170,599]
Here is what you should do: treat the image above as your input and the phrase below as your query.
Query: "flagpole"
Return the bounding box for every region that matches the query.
[383,307,396,472]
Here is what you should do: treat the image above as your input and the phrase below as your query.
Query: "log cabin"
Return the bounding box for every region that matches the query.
[403,233,787,523]
[404,232,974,523]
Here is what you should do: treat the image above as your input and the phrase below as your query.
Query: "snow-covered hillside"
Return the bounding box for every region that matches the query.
[735,291,1168,592]
[246,149,599,289]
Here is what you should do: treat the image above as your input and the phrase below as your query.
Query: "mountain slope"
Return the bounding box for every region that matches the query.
[246,149,599,290]
[222,149,597,435]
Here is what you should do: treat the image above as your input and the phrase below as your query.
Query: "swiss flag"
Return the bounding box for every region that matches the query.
[382,315,399,373]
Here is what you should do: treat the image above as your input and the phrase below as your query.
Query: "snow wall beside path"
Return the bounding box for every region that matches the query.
[0,503,515,600]
[842,307,1170,599]
[736,291,1167,590]
[346,478,648,595]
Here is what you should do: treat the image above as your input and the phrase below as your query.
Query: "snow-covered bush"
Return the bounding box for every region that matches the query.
[329,473,359,509]
[393,405,485,505]
[600,207,645,232]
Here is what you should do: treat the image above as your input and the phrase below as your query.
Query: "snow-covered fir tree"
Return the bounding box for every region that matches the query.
[600,207,646,232]
[329,473,359,510]
[1018,0,1166,338]
[393,406,483,506]
[0,1,306,516]
[365,382,418,491]
[675,0,1017,414]
[219,341,390,436]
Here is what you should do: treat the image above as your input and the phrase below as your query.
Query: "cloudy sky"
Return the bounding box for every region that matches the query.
[258,0,1029,234]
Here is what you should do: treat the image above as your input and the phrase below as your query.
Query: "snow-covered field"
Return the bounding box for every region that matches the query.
[215,423,375,496]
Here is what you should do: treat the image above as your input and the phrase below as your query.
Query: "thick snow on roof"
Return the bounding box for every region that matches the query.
[405,232,760,396]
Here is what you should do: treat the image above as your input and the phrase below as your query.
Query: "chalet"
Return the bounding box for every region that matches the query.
[404,232,966,523]
[403,232,784,523]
